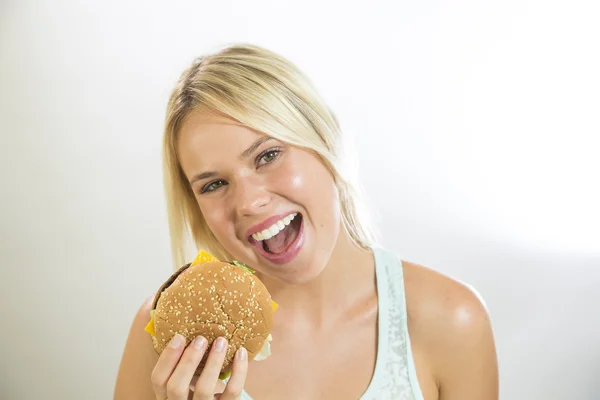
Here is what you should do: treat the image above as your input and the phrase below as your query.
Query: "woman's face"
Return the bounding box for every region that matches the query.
[176,111,342,284]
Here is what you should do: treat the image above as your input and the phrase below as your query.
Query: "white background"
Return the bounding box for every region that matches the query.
[1,1,599,399]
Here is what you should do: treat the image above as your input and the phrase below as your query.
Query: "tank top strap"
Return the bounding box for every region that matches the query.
[360,247,424,400]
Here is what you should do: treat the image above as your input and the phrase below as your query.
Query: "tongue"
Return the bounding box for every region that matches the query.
[264,222,299,254]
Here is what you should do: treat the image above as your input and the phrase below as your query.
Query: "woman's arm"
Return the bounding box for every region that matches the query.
[434,285,498,400]
[114,296,159,400]
[404,262,499,400]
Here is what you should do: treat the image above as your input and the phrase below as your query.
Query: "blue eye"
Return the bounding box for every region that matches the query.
[201,180,226,194]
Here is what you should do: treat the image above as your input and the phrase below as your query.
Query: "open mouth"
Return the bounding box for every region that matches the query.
[248,213,304,263]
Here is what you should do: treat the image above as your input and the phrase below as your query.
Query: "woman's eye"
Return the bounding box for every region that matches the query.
[257,149,281,166]
[200,180,226,194]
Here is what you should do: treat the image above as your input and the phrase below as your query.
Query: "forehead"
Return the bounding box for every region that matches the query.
[179,110,261,149]
[177,110,265,166]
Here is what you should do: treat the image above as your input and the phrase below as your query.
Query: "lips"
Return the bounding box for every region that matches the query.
[246,212,298,239]
[248,213,305,265]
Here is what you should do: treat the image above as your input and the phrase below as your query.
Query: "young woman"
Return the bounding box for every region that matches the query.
[115,43,499,400]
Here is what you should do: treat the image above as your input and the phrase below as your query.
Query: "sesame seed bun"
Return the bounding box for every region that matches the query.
[149,260,275,374]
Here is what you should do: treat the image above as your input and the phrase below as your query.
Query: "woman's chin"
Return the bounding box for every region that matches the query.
[262,257,327,286]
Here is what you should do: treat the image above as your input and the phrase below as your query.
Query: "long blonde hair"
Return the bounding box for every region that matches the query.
[162,43,378,269]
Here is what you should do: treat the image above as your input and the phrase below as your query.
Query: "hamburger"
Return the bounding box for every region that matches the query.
[145,250,277,378]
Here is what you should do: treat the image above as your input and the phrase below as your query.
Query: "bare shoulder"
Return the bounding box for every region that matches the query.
[402,261,491,337]
[114,295,160,400]
[402,261,499,400]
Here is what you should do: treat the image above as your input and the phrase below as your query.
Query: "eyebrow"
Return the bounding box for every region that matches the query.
[241,136,273,159]
[188,137,273,186]
[189,171,217,186]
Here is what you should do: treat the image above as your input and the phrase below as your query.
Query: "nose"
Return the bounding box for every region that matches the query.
[233,178,271,217]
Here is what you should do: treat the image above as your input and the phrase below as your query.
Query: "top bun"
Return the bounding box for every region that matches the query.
[145,251,276,375]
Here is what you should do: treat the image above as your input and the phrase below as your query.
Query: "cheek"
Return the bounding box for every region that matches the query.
[277,157,340,218]
[275,163,322,198]
[198,201,231,239]
[279,152,335,192]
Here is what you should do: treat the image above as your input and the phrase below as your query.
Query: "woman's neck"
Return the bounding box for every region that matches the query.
[261,228,377,330]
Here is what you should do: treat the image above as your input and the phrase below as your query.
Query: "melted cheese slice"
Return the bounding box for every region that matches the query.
[191,250,219,266]
[144,309,156,336]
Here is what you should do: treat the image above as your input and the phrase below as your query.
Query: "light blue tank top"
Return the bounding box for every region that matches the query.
[236,247,425,399]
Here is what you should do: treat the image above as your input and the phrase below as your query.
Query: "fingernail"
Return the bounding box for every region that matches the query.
[214,337,227,352]
[193,336,206,349]
[236,347,247,361]
[169,334,184,349]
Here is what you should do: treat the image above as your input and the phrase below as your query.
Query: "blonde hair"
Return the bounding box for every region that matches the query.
[162,43,378,269]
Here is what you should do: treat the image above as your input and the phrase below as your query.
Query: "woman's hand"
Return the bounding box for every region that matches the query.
[151,334,248,400]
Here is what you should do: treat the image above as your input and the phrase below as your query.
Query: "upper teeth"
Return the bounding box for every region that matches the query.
[252,213,298,241]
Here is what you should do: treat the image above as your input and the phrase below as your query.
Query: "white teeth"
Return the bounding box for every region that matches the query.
[251,213,298,242]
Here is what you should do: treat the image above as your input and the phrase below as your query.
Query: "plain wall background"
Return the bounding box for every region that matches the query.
[1,0,599,399]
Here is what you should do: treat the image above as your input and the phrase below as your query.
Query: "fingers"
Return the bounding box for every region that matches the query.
[192,337,229,399]
[219,347,248,399]
[151,334,187,399]
[167,336,208,399]
[151,335,245,400]
[150,334,208,400]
